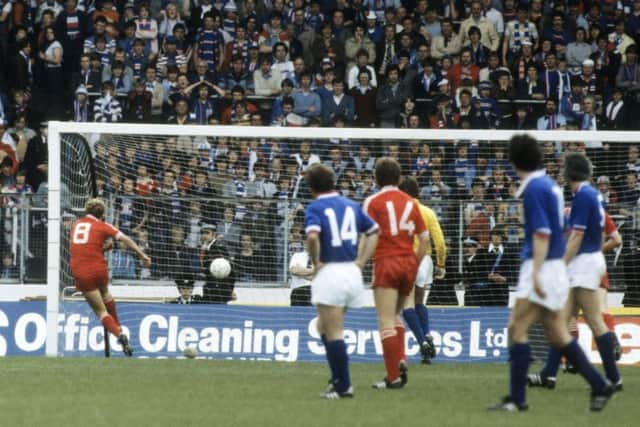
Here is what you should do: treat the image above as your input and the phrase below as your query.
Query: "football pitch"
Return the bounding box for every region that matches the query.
[0,358,635,427]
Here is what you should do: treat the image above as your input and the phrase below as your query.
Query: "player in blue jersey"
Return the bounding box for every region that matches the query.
[528,153,622,392]
[489,135,612,412]
[304,164,380,399]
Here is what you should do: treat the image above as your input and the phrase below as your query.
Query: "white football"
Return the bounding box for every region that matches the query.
[183,346,198,359]
[209,257,231,279]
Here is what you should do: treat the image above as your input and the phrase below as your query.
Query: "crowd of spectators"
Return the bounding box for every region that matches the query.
[0,0,640,304]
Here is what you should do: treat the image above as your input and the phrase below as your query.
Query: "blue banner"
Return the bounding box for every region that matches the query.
[0,302,511,362]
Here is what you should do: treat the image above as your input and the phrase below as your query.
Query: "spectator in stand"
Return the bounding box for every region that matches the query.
[459,1,499,52]
[216,204,241,256]
[11,40,33,94]
[94,81,122,122]
[292,72,321,120]
[254,54,282,96]
[466,26,490,69]
[375,23,397,80]
[168,98,192,124]
[71,53,101,95]
[376,65,410,128]
[431,18,461,60]
[158,3,184,45]
[609,19,635,64]
[566,28,591,75]
[126,80,152,123]
[347,48,378,89]
[449,48,480,93]
[448,141,477,197]
[83,16,115,55]
[345,23,376,75]
[536,98,566,130]
[110,61,133,97]
[271,41,294,82]
[515,63,546,101]
[616,45,640,91]
[135,3,158,57]
[220,54,254,94]
[510,40,536,83]
[502,5,538,68]
[195,12,225,73]
[321,78,354,125]
[602,87,628,130]
[55,0,88,78]
[72,85,92,121]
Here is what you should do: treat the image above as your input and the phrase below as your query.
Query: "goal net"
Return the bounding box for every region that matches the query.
[46,124,637,363]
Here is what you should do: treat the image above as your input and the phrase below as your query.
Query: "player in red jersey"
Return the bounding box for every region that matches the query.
[70,198,151,356]
[599,213,623,359]
[363,158,429,389]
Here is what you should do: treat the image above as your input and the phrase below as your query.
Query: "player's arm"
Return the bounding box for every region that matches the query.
[355,207,379,270]
[304,205,323,271]
[413,202,429,263]
[305,232,322,271]
[601,214,622,253]
[117,233,152,266]
[564,193,588,265]
[601,231,622,254]
[424,207,447,277]
[532,233,550,298]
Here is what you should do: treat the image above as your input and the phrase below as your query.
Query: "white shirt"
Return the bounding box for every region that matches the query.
[347,64,378,89]
[289,250,312,289]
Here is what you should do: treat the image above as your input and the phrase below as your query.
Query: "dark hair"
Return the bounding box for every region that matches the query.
[399,176,420,198]
[305,163,336,193]
[508,134,543,172]
[386,64,400,76]
[375,157,402,187]
[564,152,592,182]
[468,26,481,37]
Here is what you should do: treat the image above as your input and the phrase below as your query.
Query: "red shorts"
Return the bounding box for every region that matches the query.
[600,273,609,290]
[373,254,418,296]
[74,269,109,292]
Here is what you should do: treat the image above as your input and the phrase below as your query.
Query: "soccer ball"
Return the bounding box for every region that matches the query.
[209,257,231,279]
[183,346,198,359]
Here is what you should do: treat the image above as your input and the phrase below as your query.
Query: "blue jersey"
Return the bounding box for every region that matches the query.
[569,183,604,254]
[304,192,378,263]
[516,170,565,261]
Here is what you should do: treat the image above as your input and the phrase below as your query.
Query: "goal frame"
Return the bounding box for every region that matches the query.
[46,121,630,357]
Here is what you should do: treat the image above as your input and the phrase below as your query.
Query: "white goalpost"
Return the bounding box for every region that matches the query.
[46,122,638,359]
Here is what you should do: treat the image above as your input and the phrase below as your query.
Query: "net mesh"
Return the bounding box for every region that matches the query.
[55,127,640,359]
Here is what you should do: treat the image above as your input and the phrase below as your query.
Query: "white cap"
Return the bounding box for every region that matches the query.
[437,79,449,87]
[366,10,377,20]
[582,59,595,67]
[521,40,533,47]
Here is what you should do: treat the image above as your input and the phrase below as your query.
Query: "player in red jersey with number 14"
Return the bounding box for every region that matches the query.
[70,198,152,356]
[364,157,429,389]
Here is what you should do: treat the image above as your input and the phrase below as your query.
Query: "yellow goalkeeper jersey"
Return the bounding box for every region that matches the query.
[413,199,447,267]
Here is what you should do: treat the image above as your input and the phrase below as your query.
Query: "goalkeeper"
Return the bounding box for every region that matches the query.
[399,176,447,364]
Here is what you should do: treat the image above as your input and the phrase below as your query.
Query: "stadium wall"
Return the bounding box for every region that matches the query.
[1,302,639,365]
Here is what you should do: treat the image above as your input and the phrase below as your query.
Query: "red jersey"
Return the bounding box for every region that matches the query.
[70,215,121,274]
[363,186,428,259]
[604,213,617,237]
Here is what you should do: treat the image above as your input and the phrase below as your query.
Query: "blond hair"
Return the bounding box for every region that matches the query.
[85,198,106,218]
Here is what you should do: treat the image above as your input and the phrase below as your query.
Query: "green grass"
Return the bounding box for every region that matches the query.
[0,358,636,427]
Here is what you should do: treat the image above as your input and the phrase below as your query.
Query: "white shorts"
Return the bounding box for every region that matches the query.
[415,256,434,288]
[568,252,606,291]
[515,259,569,311]
[311,262,366,308]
